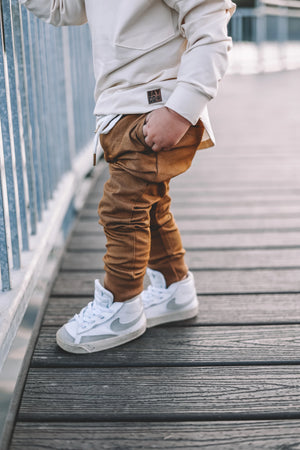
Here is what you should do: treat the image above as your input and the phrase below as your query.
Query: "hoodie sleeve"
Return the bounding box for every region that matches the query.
[20,0,87,26]
[163,0,236,124]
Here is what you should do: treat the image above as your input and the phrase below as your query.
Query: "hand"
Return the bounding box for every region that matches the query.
[142,107,191,152]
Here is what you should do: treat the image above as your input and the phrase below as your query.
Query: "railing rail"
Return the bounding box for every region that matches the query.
[260,0,300,8]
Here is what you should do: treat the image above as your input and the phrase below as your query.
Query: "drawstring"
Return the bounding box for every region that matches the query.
[93,123,102,166]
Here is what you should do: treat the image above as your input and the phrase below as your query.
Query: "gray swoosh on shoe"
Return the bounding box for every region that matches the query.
[167,296,196,311]
[110,311,144,333]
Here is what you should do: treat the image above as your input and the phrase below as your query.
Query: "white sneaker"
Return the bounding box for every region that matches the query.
[56,280,147,353]
[142,268,199,328]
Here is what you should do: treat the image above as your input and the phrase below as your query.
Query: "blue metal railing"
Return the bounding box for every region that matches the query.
[229,0,300,42]
[0,0,94,292]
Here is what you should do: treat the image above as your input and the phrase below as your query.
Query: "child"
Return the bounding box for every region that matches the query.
[21,0,236,353]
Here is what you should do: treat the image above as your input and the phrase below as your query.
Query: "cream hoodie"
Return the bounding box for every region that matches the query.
[21,0,236,149]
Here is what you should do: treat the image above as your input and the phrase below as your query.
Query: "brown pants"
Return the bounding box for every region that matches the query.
[99,114,204,301]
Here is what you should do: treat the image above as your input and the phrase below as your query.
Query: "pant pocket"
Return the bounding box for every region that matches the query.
[130,114,149,148]
[101,114,158,182]
[155,120,204,182]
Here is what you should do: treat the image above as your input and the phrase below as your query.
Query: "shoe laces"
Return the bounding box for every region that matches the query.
[72,301,111,345]
[142,285,168,306]
[73,299,113,328]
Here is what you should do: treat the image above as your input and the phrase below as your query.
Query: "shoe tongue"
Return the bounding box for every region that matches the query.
[147,268,166,289]
[94,279,114,307]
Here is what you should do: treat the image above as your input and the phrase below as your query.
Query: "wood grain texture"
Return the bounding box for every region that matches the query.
[85,193,300,207]
[91,185,300,197]
[43,293,300,326]
[168,186,300,195]
[81,196,300,210]
[80,204,300,218]
[17,366,300,421]
[31,325,300,367]
[89,159,300,189]
[9,70,300,450]
[72,216,300,234]
[61,248,300,271]
[67,232,300,250]
[10,421,300,450]
[51,269,300,296]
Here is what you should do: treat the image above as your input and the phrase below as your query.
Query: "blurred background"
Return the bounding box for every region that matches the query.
[228,0,300,72]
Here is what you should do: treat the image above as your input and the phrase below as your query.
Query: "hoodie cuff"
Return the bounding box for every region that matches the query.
[165,83,211,126]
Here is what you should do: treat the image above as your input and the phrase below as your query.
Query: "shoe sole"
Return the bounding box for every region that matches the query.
[56,323,147,354]
[146,304,198,328]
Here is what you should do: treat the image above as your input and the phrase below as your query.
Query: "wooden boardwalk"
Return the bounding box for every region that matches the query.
[9,70,300,449]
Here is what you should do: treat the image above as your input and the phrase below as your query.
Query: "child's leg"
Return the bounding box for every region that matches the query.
[98,163,167,301]
[148,182,188,287]
[98,113,204,302]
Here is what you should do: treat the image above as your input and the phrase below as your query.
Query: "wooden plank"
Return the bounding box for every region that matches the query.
[10,420,300,450]
[170,157,300,170]
[32,325,300,367]
[170,198,300,208]
[169,172,300,189]
[73,217,300,234]
[79,204,300,220]
[61,251,105,271]
[88,191,300,211]
[43,293,300,326]
[91,159,300,187]
[91,179,300,199]
[88,188,300,203]
[67,231,300,251]
[169,178,300,189]
[51,269,300,296]
[61,248,300,271]
[67,233,107,249]
[91,185,300,198]
[83,198,300,212]
[181,233,300,248]
[17,366,300,421]
[85,201,300,215]
[168,166,300,189]
[169,186,300,195]
[170,188,300,199]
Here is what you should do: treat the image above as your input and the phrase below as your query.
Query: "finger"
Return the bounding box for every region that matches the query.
[142,124,148,138]
[152,143,161,152]
[144,135,154,147]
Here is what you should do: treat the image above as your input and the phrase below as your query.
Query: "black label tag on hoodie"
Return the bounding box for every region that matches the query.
[147,89,162,104]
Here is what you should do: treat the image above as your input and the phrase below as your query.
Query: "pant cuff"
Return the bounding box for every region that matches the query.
[104,272,144,302]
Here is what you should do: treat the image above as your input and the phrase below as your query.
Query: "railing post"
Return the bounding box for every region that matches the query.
[255,1,266,72]
[0,166,11,292]
[2,0,30,253]
[278,7,289,69]
[11,0,37,236]
[0,0,21,270]
[32,17,50,208]
[22,8,43,222]
[62,27,76,165]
